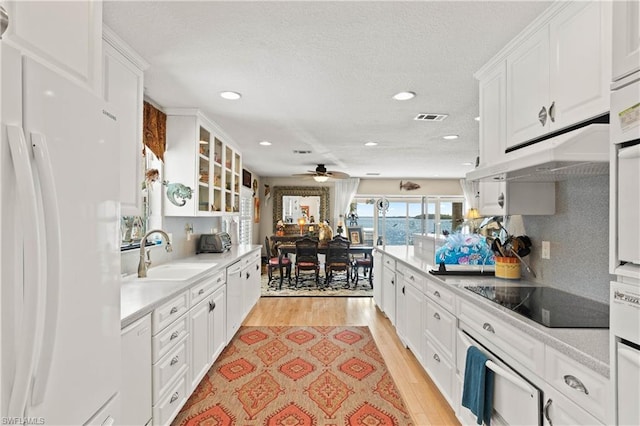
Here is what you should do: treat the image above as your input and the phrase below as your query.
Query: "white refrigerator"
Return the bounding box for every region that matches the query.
[1,43,121,424]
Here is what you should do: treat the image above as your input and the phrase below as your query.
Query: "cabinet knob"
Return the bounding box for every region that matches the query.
[170,331,179,340]
[402,286,405,294]
[433,290,441,298]
[538,105,548,126]
[433,312,441,320]
[549,101,556,123]
[482,322,495,333]
[170,307,178,315]
[170,392,179,404]
[433,353,441,363]
[170,356,179,366]
[209,301,216,312]
[198,288,205,295]
[563,374,589,394]
[497,192,505,209]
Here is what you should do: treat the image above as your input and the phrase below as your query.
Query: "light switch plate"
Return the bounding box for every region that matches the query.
[541,241,550,259]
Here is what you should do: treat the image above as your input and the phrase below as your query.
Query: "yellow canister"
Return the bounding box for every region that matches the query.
[495,256,521,279]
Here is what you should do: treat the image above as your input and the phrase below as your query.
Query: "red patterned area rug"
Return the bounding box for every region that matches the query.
[173,326,414,426]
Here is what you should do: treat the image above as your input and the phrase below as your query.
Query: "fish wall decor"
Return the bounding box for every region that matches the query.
[400,180,421,191]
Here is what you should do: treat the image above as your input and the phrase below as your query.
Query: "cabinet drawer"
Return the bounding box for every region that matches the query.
[153,291,189,334]
[458,299,544,375]
[425,339,454,406]
[152,313,188,362]
[153,336,189,401]
[426,278,455,313]
[425,298,456,360]
[401,266,427,294]
[382,255,396,270]
[190,277,215,308]
[544,346,608,423]
[152,372,188,426]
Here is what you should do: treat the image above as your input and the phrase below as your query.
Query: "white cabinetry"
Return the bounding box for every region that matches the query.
[102,27,148,216]
[226,260,244,342]
[164,109,242,216]
[506,1,611,148]
[543,385,603,426]
[121,314,152,426]
[381,256,396,325]
[2,0,102,93]
[189,271,226,391]
[372,250,383,309]
[242,251,261,318]
[478,180,555,216]
[477,62,506,167]
[404,275,426,365]
[612,1,640,82]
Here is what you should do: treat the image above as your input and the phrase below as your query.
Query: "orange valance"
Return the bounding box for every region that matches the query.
[143,101,166,162]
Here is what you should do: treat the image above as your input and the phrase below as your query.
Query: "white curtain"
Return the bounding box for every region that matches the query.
[459,178,477,211]
[333,178,360,226]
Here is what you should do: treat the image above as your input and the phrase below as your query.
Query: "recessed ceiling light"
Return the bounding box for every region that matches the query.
[364,141,378,146]
[220,91,241,100]
[392,91,416,101]
[259,141,272,146]
[443,134,459,140]
[462,162,473,166]
[474,116,480,122]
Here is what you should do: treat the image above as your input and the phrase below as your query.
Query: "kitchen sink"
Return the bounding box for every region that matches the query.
[124,263,215,282]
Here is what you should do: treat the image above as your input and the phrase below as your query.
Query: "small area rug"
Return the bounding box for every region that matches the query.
[260,273,373,297]
[173,326,414,426]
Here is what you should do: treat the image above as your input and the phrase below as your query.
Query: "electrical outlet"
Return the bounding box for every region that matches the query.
[541,241,551,259]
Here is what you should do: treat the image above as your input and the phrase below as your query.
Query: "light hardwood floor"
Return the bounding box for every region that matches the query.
[244,296,461,426]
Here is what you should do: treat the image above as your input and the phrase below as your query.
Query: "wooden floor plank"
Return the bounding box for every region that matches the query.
[243,296,460,425]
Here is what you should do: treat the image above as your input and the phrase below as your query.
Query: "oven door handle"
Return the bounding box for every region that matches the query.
[459,329,536,396]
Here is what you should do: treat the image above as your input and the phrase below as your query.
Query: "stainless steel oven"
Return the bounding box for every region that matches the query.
[457,329,542,426]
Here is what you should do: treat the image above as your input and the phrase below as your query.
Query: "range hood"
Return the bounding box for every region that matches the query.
[466,124,610,182]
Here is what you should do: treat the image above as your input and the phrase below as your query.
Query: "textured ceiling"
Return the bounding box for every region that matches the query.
[103,1,552,179]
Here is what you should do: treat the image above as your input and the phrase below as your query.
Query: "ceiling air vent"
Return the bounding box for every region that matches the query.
[414,113,448,122]
[293,150,312,154]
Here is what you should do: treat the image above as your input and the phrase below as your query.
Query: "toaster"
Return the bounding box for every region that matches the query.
[197,232,232,253]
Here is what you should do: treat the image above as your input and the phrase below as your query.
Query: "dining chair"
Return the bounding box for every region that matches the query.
[294,236,320,288]
[325,235,351,288]
[264,236,291,289]
[352,253,373,289]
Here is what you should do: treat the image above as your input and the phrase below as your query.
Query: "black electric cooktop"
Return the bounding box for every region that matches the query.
[464,285,609,328]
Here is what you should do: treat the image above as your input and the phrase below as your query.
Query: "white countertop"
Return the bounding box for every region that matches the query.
[376,245,610,378]
[120,245,261,329]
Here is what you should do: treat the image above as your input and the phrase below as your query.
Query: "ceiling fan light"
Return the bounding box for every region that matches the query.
[313,175,329,183]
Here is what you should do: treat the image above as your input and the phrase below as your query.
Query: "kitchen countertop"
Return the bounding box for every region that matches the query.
[376,245,610,378]
[120,244,261,329]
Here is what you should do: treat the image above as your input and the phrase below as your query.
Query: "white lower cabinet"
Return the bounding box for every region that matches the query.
[405,283,426,364]
[424,339,455,406]
[121,314,152,426]
[543,384,604,426]
[242,251,261,318]
[372,250,383,309]
[382,257,397,324]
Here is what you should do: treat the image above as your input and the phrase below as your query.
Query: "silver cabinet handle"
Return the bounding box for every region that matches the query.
[170,356,179,366]
[169,307,178,315]
[433,312,440,320]
[538,105,548,126]
[198,288,205,295]
[170,331,179,340]
[563,374,589,394]
[497,192,505,208]
[433,353,440,362]
[170,392,179,404]
[483,322,495,333]
[549,101,556,122]
[433,290,440,298]
[544,399,553,426]
[409,275,415,281]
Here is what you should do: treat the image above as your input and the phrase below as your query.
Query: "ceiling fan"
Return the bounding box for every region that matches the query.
[292,164,350,182]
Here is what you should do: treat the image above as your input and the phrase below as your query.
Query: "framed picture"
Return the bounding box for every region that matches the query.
[242,169,252,188]
[348,227,363,245]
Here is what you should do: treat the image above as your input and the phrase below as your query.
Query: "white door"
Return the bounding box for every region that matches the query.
[226,261,243,342]
[617,341,640,425]
[478,181,506,217]
[549,1,611,129]
[612,0,640,81]
[506,25,550,148]
[405,284,424,364]
[210,286,227,360]
[478,63,507,166]
[190,298,211,390]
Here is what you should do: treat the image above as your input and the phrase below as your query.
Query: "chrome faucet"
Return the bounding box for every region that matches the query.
[138,229,173,278]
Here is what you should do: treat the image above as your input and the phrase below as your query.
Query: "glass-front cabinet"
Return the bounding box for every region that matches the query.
[164,109,241,216]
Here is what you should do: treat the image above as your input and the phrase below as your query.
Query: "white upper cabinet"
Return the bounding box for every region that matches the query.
[477,62,506,167]
[502,1,612,149]
[3,0,102,94]
[612,0,640,82]
[102,27,148,217]
[164,109,241,217]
